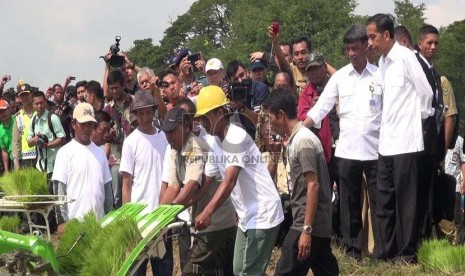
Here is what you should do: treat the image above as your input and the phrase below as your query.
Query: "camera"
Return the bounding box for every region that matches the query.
[227,80,251,102]
[108,36,124,68]
[271,22,280,35]
[36,134,49,148]
[271,133,282,142]
[187,53,201,65]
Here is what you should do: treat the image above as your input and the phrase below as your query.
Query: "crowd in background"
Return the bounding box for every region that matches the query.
[0,12,463,276]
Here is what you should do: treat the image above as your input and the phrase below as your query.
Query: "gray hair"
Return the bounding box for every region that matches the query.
[137,67,155,84]
[343,24,368,44]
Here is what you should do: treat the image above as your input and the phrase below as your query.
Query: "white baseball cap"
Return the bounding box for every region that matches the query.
[73,103,97,123]
[205,58,223,72]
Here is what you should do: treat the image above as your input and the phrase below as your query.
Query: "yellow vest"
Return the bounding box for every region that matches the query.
[16,109,36,160]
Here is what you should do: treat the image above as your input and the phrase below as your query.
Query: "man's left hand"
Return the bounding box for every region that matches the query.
[194,210,212,231]
[297,231,312,261]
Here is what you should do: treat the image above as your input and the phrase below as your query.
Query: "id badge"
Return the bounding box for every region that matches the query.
[369,99,376,112]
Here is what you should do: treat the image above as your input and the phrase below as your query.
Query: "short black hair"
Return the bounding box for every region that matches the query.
[263,88,297,119]
[226,60,245,80]
[32,91,46,101]
[159,69,178,81]
[394,25,412,44]
[85,80,104,100]
[2,92,15,104]
[291,36,312,54]
[107,70,125,86]
[419,24,439,40]
[53,83,63,90]
[75,80,88,88]
[175,98,196,114]
[94,110,111,124]
[343,24,368,44]
[366,13,395,39]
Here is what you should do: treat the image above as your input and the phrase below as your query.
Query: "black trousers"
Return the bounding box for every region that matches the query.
[274,229,339,276]
[416,154,437,240]
[375,153,419,261]
[338,158,378,258]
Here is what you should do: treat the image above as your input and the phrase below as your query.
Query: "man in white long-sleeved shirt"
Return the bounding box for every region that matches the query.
[303,24,382,260]
[366,13,434,262]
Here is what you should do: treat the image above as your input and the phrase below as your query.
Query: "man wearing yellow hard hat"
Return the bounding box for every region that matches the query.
[194,85,284,275]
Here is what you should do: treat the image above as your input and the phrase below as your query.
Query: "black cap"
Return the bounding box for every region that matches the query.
[160,106,190,132]
[17,84,32,95]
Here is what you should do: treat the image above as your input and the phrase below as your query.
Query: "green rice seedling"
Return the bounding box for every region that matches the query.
[56,213,103,275]
[418,239,465,274]
[80,216,142,276]
[0,215,21,232]
[0,168,48,201]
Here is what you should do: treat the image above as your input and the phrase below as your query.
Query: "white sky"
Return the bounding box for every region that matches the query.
[0,0,463,90]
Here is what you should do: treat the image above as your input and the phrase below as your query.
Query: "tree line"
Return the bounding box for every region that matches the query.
[126,0,465,130]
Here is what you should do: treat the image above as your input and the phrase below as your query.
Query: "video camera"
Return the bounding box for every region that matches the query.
[107,36,125,68]
[227,80,251,102]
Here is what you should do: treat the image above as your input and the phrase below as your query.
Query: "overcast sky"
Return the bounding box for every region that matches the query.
[1,0,463,90]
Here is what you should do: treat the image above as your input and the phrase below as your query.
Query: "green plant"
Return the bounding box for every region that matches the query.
[56,213,103,275]
[80,216,142,276]
[418,239,465,274]
[0,216,21,233]
[0,168,48,201]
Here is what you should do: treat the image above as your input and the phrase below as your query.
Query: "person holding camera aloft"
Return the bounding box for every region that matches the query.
[0,74,11,95]
[102,37,141,98]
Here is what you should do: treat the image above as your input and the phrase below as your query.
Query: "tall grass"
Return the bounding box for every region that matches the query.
[0,215,21,232]
[80,216,142,276]
[418,239,465,274]
[56,213,102,275]
[56,212,142,275]
[0,168,48,201]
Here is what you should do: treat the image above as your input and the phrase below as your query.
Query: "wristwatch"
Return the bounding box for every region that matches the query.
[303,225,313,234]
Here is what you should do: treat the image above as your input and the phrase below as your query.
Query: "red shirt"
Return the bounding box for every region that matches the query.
[297,83,332,162]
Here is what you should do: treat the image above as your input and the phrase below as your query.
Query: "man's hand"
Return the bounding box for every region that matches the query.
[1,75,11,86]
[188,82,201,97]
[228,100,245,112]
[267,24,280,43]
[57,223,66,237]
[194,59,206,74]
[194,209,212,231]
[180,57,192,76]
[298,231,312,261]
[250,52,264,62]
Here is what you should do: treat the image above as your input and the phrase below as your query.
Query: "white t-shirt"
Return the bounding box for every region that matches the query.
[119,129,168,213]
[204,123,284,231]
[52,139,112,220]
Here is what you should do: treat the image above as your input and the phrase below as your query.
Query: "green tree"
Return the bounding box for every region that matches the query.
[126,0,358,73]
[393,0,426,44]
[435,20,465,129]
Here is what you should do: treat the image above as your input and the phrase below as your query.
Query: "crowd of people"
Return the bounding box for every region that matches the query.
[0,12,463,275]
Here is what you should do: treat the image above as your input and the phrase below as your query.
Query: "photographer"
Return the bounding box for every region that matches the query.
[225,60,269,138]
[53,78,77,143]
[136,67,167,119]
[102,37,141,98]
[171,49,207,99]
[27,91,66,176]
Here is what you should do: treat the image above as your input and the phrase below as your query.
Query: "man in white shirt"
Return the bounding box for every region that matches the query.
[119,90,171,276]
[53,103,113,236]
[194,85,284,275]
[366,13,434,262]
[303,24,382,260]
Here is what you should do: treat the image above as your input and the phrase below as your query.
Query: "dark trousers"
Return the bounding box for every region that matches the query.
[338,158,378,258]
[375,153,419,261]
[135,237,173,276]
[416,154,437,240]
[274,229,339,276]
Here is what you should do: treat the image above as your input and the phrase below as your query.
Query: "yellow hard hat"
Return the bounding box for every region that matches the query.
[195,85,228,117]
